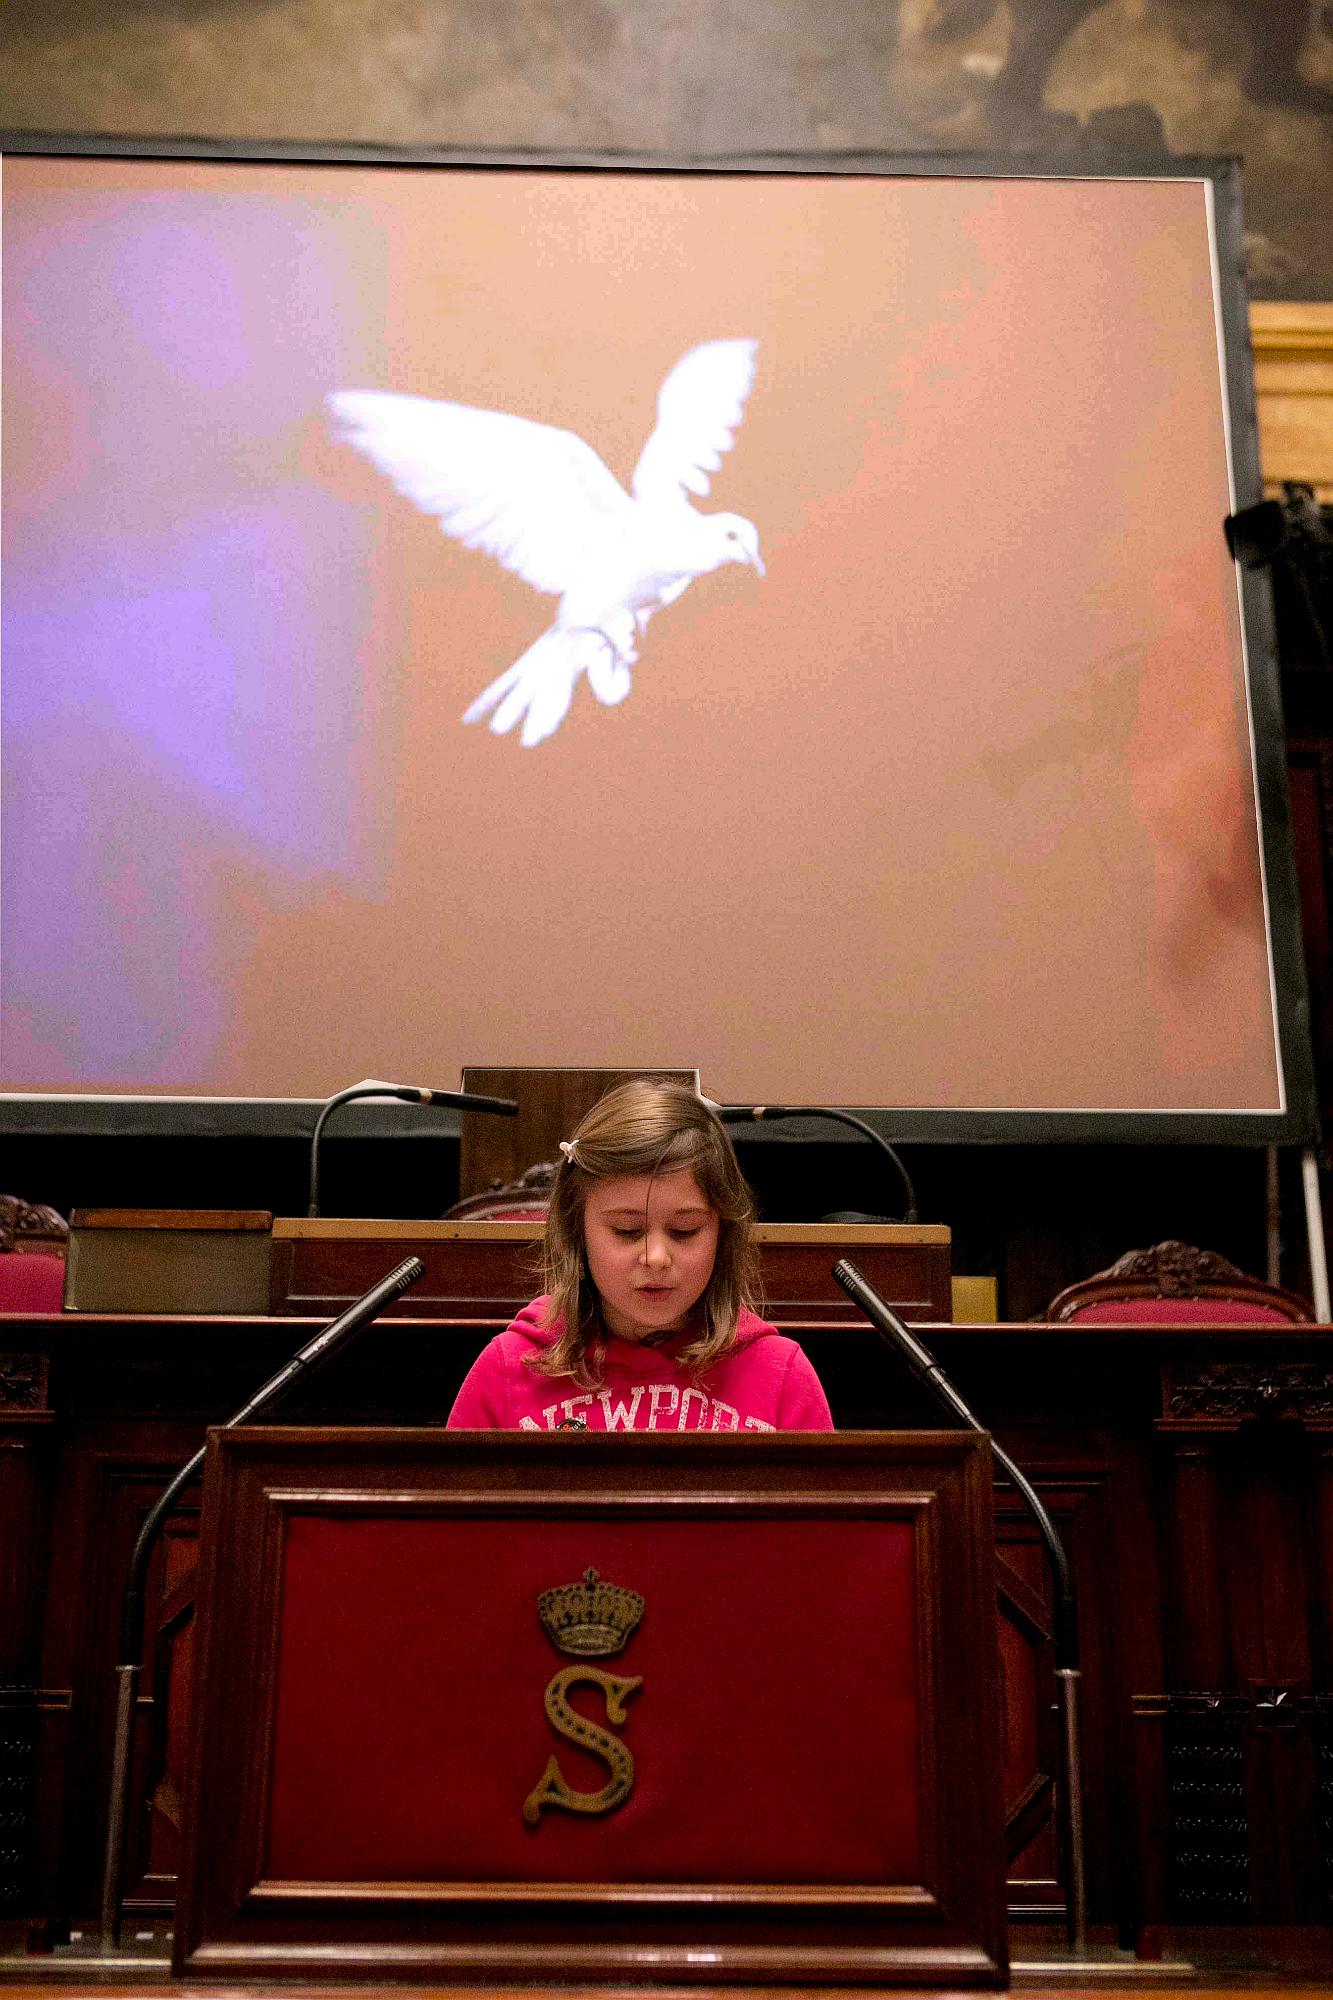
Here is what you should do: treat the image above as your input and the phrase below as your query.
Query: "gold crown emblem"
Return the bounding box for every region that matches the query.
[537,1567,644,1658]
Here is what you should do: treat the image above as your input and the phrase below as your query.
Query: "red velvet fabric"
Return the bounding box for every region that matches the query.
[1063,1296,1295,1324]
[0,1251,64,1312]
[266,1513,919,1886]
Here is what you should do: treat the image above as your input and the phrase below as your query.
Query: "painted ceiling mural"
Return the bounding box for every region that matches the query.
[890,0,1333,297]
[0,0,1331,296]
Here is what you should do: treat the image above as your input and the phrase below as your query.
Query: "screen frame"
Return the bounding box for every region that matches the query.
[0,133,1317,1146]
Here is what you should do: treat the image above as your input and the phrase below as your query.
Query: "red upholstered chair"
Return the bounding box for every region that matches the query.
[0,1194,68,1312]
[442,1161,555,1223]
[1044,1239,1313,1324]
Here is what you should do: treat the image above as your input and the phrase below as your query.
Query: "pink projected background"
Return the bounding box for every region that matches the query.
[0,155,1285,1114]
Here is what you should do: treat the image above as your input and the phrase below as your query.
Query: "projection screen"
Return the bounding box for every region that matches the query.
[0,141,1316,1141]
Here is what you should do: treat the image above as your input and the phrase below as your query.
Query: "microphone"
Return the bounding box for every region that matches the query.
[307,1079,518,1217]
[831,1256,1088,1952]
[707,1103,918,1223]
[832,1258,1075,1658]
[101,1255,424,1947]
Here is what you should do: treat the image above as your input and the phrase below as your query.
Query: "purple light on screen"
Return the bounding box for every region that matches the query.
[3,177,390,1085]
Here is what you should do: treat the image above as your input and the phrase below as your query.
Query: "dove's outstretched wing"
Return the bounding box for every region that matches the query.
[631,339,758,507]
[327,391,632,597]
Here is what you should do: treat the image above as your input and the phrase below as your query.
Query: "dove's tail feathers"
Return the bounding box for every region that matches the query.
[462,627,609,748]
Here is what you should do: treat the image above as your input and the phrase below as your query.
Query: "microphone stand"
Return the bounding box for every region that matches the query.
[307,1081,518,1217]
[718,1105,917,1222]
[98,1255,425,1953]
[833,1257,1087,1955]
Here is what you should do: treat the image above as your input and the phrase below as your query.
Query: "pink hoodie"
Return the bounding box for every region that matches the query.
[447,1300,833,1432]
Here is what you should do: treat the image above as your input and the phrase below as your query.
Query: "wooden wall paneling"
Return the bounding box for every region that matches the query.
[995,1526,1059,1910]
[458,1069,698,1199]
[1221,1424,1328,1924]
[1316,1441,1333,1918]
[1165,1440,1230,1689]
[1086,1425,1173,1956]
[133,1510,200,1910]
[0,1351,54,1936]
[1158,1434,1254,1922]
[1240,1429,1319,1922]
[993,1461,1122,1934]
[1147,1404,1333,1930]
[33,1424,205,1931]
[7,1311,1333,1948]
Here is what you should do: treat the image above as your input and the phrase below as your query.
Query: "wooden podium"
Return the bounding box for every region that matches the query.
[175,1429,1006,1985]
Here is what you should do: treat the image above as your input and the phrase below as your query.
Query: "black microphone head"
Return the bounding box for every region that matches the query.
[430,1088,520,1115]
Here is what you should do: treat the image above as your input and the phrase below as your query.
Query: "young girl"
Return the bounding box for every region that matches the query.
[447,1079,833,1432]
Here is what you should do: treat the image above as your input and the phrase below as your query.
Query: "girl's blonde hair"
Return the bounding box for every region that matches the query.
[529,1078,759,1387]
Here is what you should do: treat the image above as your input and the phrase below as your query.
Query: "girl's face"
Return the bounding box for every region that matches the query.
[582,1166,720,1344]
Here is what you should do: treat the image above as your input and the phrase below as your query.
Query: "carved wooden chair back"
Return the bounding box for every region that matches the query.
[1044,1240,1313,1323]
[442,1162,555,1222]
[0,1194,69,1312]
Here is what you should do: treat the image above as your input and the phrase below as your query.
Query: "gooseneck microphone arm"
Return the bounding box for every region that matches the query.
[307,1081,518,1217]
[832,1261,1076,1665]
[715,1105,918,1223]
[99,1256,425,1952]
[832,1258,1087,1954]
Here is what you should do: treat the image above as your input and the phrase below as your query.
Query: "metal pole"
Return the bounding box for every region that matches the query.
[830,1261,1090,1952]
[1302,1149,1330,1321]
[1055,1666,1088,1954]
[98,1665,138,1951]
[96,1255,425,1953]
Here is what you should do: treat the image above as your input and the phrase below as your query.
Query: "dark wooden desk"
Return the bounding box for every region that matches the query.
[1,1311,1331,1955]
[267,1217,954,1321]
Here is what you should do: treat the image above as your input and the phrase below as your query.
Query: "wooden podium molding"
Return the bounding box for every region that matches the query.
[175,1428,1005,1985]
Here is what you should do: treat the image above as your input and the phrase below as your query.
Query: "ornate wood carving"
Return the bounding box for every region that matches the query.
[442,1161,555,1221]
[1106,1242,1254,1295]
[0,1353,49,1413]
[0,1196,67,1253]
[1162,1361,1333,1425]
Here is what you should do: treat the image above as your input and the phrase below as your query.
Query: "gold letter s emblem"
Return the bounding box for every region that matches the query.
[522,1665,643,1826]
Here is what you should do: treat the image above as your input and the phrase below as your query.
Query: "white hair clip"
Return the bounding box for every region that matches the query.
[558,1139,577,1164]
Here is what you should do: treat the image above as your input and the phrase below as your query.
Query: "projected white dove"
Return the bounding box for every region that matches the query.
[327,339,763,747]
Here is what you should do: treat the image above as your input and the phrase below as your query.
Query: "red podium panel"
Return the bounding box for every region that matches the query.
[175,1430,1005,1985]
